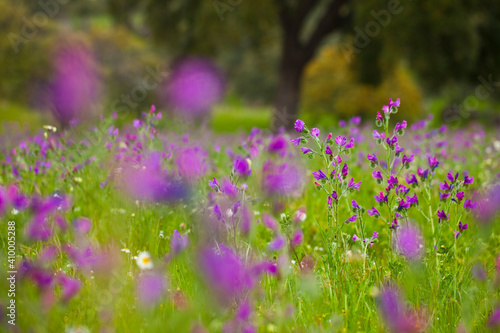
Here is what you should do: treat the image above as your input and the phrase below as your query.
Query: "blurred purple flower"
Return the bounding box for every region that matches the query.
[165,58,225,117]
[49,44,100,125]
[171,230,188,255]
[177,147,207,181]
[58,275,81,303]
[394,224,424,260]
[233,156,252,177]
[136,272,166,307]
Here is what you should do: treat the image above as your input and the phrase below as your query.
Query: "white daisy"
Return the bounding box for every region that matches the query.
[136,251,153,270]
[121,248,131,253]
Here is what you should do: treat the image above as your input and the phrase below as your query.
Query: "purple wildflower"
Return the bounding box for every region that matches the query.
[290,137,301,146]
[394,224,424,260]
[300,147,311,154]
[464,175,474,185]
[437,210,448,222]
[375,192,388,203]
[171,230,189,255]
[464,199,477,210]
[312,169,327,181]
[346,215,358,223]
[310,128,320,137]
[347,178,361,190]
[352,234,359,241]
[233,156,252,177]
[209,177,219,189]
[367,207,380,217]
[345,138,355,149]
[294,119,305,132]
[136,272,166,307]
[269,236,286,251]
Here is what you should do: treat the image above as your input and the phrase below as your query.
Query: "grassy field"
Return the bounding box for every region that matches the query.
[1,102,500,332]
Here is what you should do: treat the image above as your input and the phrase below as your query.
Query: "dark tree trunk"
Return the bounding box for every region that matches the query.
[271,0,350,131]
[271,36,307,132]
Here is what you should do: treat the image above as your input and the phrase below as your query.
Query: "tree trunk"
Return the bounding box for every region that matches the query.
[271,34,307,132]
[271,54,306,132]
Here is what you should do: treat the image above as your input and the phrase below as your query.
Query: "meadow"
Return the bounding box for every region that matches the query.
[1,99,500,333]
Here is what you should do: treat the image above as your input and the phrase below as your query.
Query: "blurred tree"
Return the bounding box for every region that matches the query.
[108,0,500,128]
[302,45,422,123]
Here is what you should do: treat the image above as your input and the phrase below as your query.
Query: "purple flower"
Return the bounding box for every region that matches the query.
[372,231,379,239]
[294,119,305,132]
[428,157,439,171]
[352,200,360,210]
[447,172,459,182]
[347,178,361,190]
[269,236,286,251]
[375,192,388,203]
[198,245,254,305]
[488,306,500,329]
[367,154,378,164]
[300,147,311,154]
[377,286,427,332]
[388,98,400,108]
[397,199,410,211]
[177,148,208,181]
[164,57,225,117]
[325,145,333,155]
[464,175,474,185]
[405,174,418,186]
[417,168,430,180]
[439,181,452,192]
[437,210,448,222]
[171,230,189,254]
[290,137,301,146]
[58,275,82,303]
[464,199,477,210]
[345,138,355,149]
[372,170,383,182]
[331,191,338,200]
[394,224,424,260]
[382,105,390,113]
[373,130,386,141]
[352,234,359,241]
[136,272,166,307]
[310,128,320,137]
[341,163,349,178]
[73,218,92,234]
[233,156,252,177]
[312,169,327,181]
[406,194,418,206]
[458,221,468,233]
[394,120,407,134]
[133,119,143,128]
[455,191,465,202]
[439,192,450,201]
[262,162,304,197]
[402,154,414,166]
[335,135,347,146]
[347,215,358,223]
[368,207,380,217]
[262,213,277,230]
[268,136,288,154]
[214,205,223,220]
[290,229,304,248]
[209,177,219,189]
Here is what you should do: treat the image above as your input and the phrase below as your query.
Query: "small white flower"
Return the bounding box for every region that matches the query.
[226,209,233,218]
[121,248,131,253]
[136,251,153,270]
[11,209,18,215]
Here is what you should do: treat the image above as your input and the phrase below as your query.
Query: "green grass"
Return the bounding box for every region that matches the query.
[0,108,499,333]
